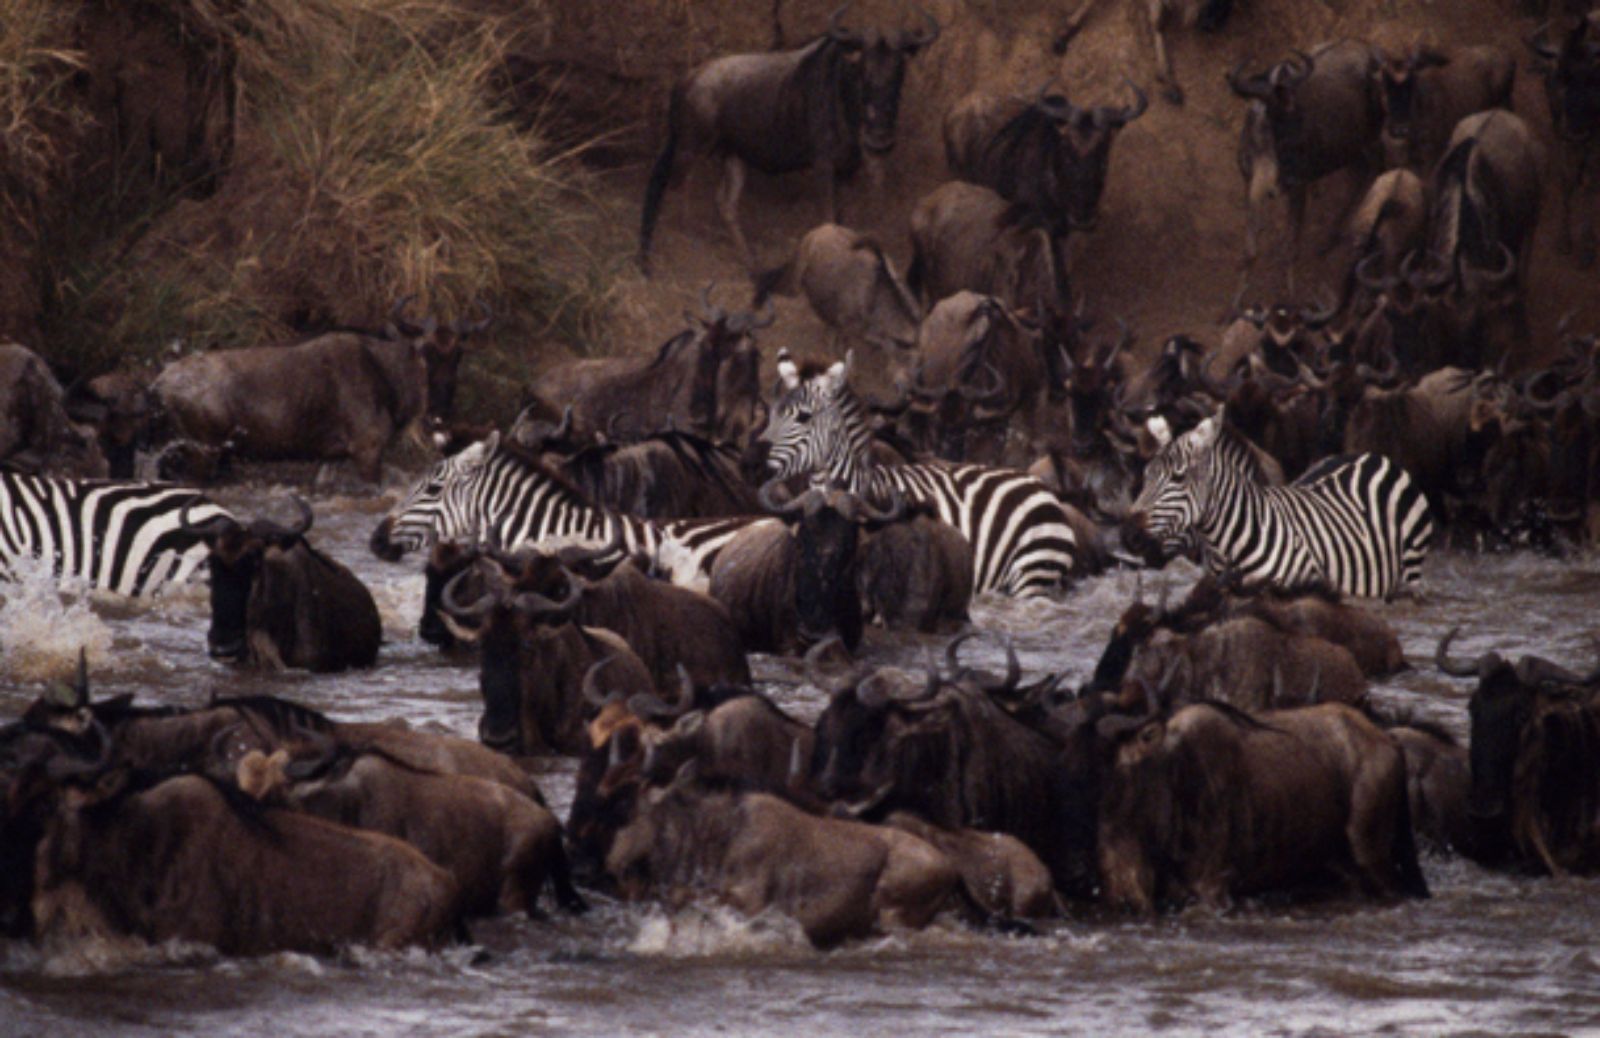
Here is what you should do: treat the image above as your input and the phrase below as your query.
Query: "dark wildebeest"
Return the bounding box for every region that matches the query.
[181,497,381,672]
[708,482,905,652]
[1427,109,1546,364]
[0,342,106,477]
[941,82,1148,234]
[430,541,751,692]
[1229,41,1383,291]
[637,2,938,271]
[1385,720,1472,854]
[510,410,761,519]
[1373,43,1516,171]
[439,562,656,756]
[63,370,155,479]
[1097,701,1429,911]
[1343,170,1429,302]
[752,222,923,356]
[6,759,461,953]
[1526,15,1600,267]
[150,300,484,481]
[602,763,959,947]
[1436,628,1600,872]
[809,645,1103,897]
[526,288,770,446]
[882,811,1058,919]
[855,504,974,633]
[241,741,586,918]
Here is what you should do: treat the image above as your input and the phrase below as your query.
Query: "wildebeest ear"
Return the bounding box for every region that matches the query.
[673,710,705,736]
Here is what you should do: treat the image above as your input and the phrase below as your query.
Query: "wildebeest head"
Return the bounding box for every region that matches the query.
[828,2,940,154]
[1228,51,1317,176]
[1035,81,1148,231]
[183,497,314,662]
[421,538,481,648]
[1374,45,1450,143]
[1526,16,1600,141]
[761,480,905,648]
[809,664,943,809]
[385,296,492,420]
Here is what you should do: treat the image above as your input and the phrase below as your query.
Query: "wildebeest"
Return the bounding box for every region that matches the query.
[603,766,960,947]
[1097,701,1429,911]
[1427,109,1545,363]
[855,504,973,633]
[708,482,905,652]
[637,2,938,270]
[1373,43,1516,171]
[181,497,382,672]
[906,183,1070,326]
[150,300,480,481]
[1526,15,1600,266]
[8,761,461,953]
[510,411,761,519]
[941,82,1147,233]
[526,288,770,446]
[1386,720,1472,853]
[1229,41,1384,289]
[809,647,1102,896]
[247,742,585,918]
[63,370,155,479]
[440,561,656,756]
[0,342,106,477]
[1344,169,1429,300]
[752,222,922,357]
[882,811,1058,919]
[1437,628,1600,872]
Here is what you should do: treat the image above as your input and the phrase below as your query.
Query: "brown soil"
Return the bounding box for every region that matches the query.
[537,0,1595,377]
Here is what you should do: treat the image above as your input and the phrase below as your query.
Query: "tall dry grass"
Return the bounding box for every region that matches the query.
[18,0,624,415]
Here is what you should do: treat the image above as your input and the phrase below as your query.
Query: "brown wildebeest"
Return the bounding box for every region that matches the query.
[638,2,938,271]
[883,812,1058,919]
[0,342,106,477]
[182,497,381,672]
[752,222,922,356]
[1373,43,1515,171]
[1098,701,1430,911]
[150,299,484,481]
[1526,14,1600,267]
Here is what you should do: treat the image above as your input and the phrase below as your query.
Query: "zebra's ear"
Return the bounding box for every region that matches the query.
[777,349,801,391]
[822,351,852,393]
[1192,410,1223,449]
[1145,415,1172,448]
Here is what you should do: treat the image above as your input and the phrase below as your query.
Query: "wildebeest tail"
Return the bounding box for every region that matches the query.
[638,87,684,274]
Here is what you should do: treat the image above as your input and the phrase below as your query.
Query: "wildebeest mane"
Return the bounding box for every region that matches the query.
[208,695,337,737]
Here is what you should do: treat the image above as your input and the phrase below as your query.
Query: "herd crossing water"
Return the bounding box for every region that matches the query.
[1,483,1597,1036]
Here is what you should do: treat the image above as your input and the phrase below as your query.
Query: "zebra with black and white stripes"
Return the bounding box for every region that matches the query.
[759,352,1080,596]
[369,435,768,589]
[0,471,233,596]
[1128,409,1434,599]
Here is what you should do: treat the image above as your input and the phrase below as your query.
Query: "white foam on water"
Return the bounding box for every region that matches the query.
[626,903,810,958]
[0,555,114,683]
[36,936,219,977]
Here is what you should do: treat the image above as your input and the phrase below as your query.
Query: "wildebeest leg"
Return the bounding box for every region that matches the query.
[1286,184,1308,296]
[717,153,755,269]
[1146,0,1183,105]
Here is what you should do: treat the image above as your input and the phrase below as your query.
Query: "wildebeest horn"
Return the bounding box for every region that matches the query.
[46,717,115,781]
[804,635,853,693]
[1281,49,1315,86]
[512,577,584,619]
[734,298,777,332]
[389,294,424,336]
[1470,241,1517,287]
[758,476,808,516]
[1109,78,1149,126]
[1408,249,1454,292]
[441,566,500,618]
[902,3,940,48]
[827,1,862,45]
[1525,21,1559,60]
[674,663,697,712]
[1434,626,1487,677]
[1514,655,1599,689]
[852,487,907,524]
[958,358,1008,405]
[582,655,621,707]
[179,501,237,539]
[1299,293,1338,330]
[1226,61,1269,100]
[1355,252,1398,294]
[257,495,314,542]
[991,639,1022,696]
[626,690,680,723]
[943,629,982,677]
[841,778,896,818]
[451,299,494,336]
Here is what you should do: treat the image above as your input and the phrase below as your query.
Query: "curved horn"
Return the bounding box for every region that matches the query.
[827,1,862,44]
[582,655,620,707]
[1355,252,1398,294]
[991,639,1021,696]
[1473,241,1517,287]
[855,487,907,524]
[441,566,500,618]
[957,358,1008,405]
[1280,48,1315,87]
[803,635,852,693]
[943,629,982,677]
[758,476,809,516]
[1110,77,1149,126]
[1434,626,1485,678]
[179,501,237,539]
[1227,61,1270,100]
[674,663,698,713]
[512,577,585,619]
[389,294,423,336]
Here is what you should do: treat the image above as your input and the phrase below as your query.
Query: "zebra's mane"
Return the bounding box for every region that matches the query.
[1196,419,1270,484]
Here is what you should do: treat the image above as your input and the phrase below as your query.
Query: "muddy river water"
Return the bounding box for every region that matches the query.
[1,481,1597,1037]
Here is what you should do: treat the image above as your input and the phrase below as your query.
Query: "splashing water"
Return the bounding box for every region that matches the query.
[0,555,114,684]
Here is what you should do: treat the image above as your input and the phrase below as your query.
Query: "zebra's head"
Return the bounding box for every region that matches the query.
[760,349,861,480]
[1128,409,1224,555]
[370,437,493,560]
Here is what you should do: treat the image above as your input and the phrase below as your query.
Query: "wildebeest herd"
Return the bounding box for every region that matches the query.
[1,1,1599,962]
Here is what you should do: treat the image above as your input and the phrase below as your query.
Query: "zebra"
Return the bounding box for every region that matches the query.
[369,435,769,590]
[0,471,233,596]
[1127,409,1434,599]
[759,351,1079,596]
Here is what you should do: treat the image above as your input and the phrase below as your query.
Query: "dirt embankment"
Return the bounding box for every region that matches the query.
[531,0,1593,377]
